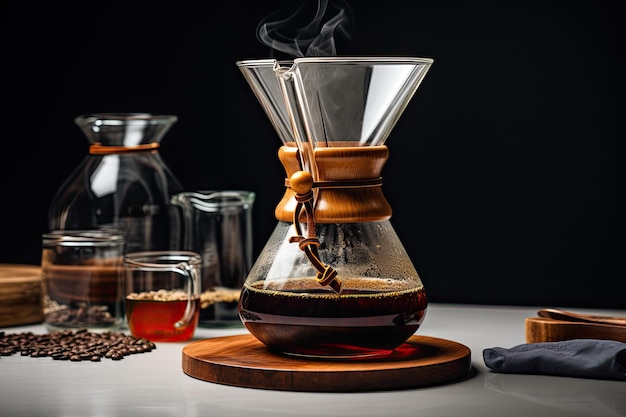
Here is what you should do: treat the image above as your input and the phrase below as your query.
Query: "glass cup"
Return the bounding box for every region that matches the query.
[41,230,125,332]
[124,251,201,342]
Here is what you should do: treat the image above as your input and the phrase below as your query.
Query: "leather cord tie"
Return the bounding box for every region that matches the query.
[89,142,160,155]
[287,171,342,293]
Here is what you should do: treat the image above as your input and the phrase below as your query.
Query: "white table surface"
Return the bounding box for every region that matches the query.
[1,303,624,417]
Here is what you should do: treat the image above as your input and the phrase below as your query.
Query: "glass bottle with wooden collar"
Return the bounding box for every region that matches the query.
[48,113,184,254]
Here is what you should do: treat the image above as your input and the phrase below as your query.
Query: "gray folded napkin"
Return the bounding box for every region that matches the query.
[483,339,626,381]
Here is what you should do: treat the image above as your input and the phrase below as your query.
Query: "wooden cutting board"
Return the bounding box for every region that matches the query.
[182,334,472,392]
[0,264,44,327]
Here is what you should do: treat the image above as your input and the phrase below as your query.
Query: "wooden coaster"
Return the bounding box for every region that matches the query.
[0,264,43,327]
[182,334,472,392]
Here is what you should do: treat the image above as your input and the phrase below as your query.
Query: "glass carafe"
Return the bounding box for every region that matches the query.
[237,57,433,358]
[48,113,183,254]
[171,190,256,326]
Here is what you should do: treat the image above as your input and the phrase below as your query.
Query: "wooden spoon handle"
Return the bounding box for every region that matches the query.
[526,317,626,343]
[537,308,626,326]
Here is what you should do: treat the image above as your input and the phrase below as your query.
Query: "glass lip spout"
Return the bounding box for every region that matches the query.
[236,56,434,66]
[236,58,289,68]
[74,113,178,146]
[293,56,434,65]
[171,190,256,213]
[75,113,178,127]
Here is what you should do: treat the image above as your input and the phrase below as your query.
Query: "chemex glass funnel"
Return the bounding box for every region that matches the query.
[236,57,434,359]
[237,57,432,146]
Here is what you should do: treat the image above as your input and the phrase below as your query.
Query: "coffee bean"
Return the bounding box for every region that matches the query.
[44,303,116,328]
[0,329,156,362]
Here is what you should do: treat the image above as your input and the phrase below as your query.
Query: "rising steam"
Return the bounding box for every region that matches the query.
[257,0,355,57]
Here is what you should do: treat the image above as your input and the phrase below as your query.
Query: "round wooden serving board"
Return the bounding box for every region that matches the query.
[182,334,472,392]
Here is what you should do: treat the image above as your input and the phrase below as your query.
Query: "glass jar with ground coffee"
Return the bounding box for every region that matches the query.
[41,230,125,332]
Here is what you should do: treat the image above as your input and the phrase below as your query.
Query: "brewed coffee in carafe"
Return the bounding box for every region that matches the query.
[237,57,433,358]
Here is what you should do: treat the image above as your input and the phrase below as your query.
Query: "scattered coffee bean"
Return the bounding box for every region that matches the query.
[0,329,156,362]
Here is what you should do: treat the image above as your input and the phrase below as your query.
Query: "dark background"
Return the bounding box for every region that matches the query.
[2,1,624,308]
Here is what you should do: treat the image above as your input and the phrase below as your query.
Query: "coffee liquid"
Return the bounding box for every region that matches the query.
[126,292,200,342]
[239,277,428,358]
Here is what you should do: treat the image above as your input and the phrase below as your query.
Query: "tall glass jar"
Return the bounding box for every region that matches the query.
[48,113,184,254]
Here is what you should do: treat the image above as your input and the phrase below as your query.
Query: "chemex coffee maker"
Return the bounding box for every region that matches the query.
[182,57,472,391]
[236,57,433,358]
